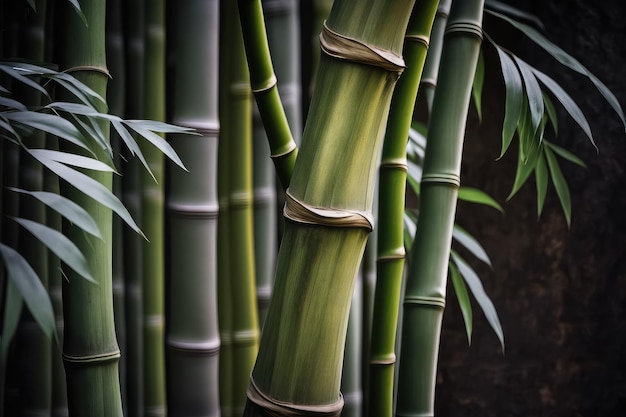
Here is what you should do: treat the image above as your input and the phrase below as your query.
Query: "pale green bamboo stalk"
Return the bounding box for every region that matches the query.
[368,2,439,416]
[242,1,416,415]
[121,0,145,415]
[141,1,167,415]
[59,0,124,415]
[222,2,260,415]
[395,2,485,416]
[164,0,220,416]
[106,0,127,409]
[14,2,51,415]
[419,0,452,113]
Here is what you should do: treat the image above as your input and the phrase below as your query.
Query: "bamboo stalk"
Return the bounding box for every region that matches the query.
[341,278,362,417]
[58,0,124,415]
[164,0,221,416]
[242,1,416,415]
[121,0,145,415]
[368,2,439,416]
[395,2,485,416]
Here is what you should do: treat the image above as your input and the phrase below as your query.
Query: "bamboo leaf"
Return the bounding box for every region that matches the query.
[4,111,94,155]
[535,148,548,216]
[472,49,484,122]
[449,261,473,345]
[507,138,539,200]
[545,140,587,168]
[451,250,504,351]
[125,119,197,134]
[542,92,558,136]
[544,145,572,227]
[0,97,28,111]
[0,65,49,97]
[111,120,155,181]
[29,149,116,172]
[124,122,188,171]
[32,153,145,238]
[12,217,96,283]
[494,46,523,158]
[452,225,492,267]
[7,187,102,238]
[484,0,545,30]
[52,74,106,108]
[458,187,504,212]
[68,113,114,161]
[531,67,596,150]
[403,211,417,252]
[0,243,56,342]
[513,56,544,135]
[486,9,626,131]
[66,0,88,27]
[1,280,23,362]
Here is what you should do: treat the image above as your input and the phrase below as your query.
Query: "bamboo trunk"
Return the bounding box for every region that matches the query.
[395,2,484,416]
[141,1,167,415]
[368,2,438,416]
[59,0,124,415]
[121,0,145,415]
[242,1,416,415]
[164,0,221,416]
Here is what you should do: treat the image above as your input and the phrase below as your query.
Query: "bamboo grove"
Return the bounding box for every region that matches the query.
[0,1,624,417]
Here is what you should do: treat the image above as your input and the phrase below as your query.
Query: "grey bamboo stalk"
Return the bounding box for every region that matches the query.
[142,0,167,415]
[121,0,145,414]
[237,0,298,190]
[368,2,439,416]
[242,1,416,415]
[106,0,127,408]
[14,2,51,415]
[419,0,452,113]
[222,1,260,415]
[164,0,221,416]
[395,2,485,416]
[59,0,124,415]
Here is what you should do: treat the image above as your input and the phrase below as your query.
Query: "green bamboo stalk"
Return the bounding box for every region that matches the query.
[106,0,127,410]
[121,0,145,415]
[360,233,377,417]
[141,0,167,415]
[13,2,52,415]
[221,2,260,415]
[58,0,124,415]
[368,2,438,417]
[419,0,452,113]
[341,279,362,417]
[164,0,220,416]
[395,2,485,416]
[242,1,415,415]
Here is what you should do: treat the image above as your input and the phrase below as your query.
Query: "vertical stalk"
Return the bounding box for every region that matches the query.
[59,0,124,415]
[121,0,145,414]
[395,2,485,416]
[165,0,221,416]
[341,279,362,417]
[243,1,416,415]
[142,0,167,415]
[368,2,439,417]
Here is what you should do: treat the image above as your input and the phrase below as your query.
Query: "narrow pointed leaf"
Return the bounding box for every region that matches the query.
[125,119,197,135]
[545,141,586,168]
[12,217,96,283]
[542,92,558,136]
[451,250,504,351]
[487,9,626,131]
[495,46,523,158]
[507,138,539,200]
[7,187,102,238]
[449,262,473,345]
[484,0,545,29]
[66,0,88,27]
[32,154,145,237]
[0,66,49,97]
[53,74,106,108]
[514,57,544,134]
[544,145,572,227]
[29,149,116,172]
[0,97,28,111]
[531,68,596,150]
[535,149,548,216]
[124,122,187,171]
[403,211,417,252]
[69,113,114,161]
[111,120,155,181]
[472,49,485,122]
[0,243,56,341]
[452,224,492,267]
[458,187,504,212]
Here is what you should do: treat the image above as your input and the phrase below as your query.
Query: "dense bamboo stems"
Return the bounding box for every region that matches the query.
[13,2,52,415]
[221,1,260,415]
[395,2,485,416]
[58,0,124,415]
[121,0,145,415]
[368,2,439,417]
[237,0,298,189]
[164,0,220,416]
[243,1,415,415]
[419,0,452,112]
[141,1,167,416]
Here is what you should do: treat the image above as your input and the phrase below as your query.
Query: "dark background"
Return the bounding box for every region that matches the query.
[436,1,626,416]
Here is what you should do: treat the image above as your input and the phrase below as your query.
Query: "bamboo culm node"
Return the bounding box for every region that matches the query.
[62,350,121,366]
